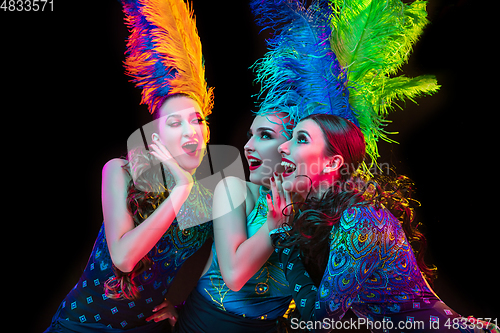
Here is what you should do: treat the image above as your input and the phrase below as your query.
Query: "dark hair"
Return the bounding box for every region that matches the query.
[307,113,366,179]
[104,149,170,300]
[281,114,436,285]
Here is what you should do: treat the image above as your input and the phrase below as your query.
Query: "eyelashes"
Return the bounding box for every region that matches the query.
[297,133,308,143]
[247,130,274,140]
[167,117,205,127]
[260,130,273,139]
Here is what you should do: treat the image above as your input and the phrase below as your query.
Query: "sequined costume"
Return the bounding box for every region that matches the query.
[45,172,213,332]
[176,186,292,333]
[272,205,490,332]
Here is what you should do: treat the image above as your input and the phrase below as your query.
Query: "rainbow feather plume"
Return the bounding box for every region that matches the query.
[330,0,440,165]
[120,0,213,116]
[250,0,356,138]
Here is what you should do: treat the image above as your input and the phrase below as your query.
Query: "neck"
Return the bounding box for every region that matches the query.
[299,179,332,200]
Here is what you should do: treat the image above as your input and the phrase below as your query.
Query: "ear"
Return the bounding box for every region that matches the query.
[151,133,160,142]
[323,155,344,174]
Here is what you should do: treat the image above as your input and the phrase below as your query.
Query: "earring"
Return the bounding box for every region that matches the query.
[323,166,334,174]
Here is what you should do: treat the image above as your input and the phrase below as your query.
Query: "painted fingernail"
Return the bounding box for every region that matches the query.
[271,176,275,182]
[267,194,271,199]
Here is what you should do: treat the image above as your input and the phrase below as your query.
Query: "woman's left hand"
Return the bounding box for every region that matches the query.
[266,173,293,231]
[146,299,178,326]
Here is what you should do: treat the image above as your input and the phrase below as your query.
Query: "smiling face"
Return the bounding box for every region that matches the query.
[154,95,209,174]
[244,114,289,187]
[278,119,341,198]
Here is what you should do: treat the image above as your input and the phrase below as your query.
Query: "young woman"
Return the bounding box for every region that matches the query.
[174,113,294,333]
[269,114,498,333]
[44,94,213,332]
[45,0,216,329]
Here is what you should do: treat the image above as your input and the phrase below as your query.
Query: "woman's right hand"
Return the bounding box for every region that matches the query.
[149,137,193,187]
[266,173,293,231]
[146,299,178,326]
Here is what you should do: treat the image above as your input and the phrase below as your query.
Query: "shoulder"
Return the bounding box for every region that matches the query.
[338,205,395,231]
[215,177,259,197]
[214,176,248,207]
[103,158,128,174]
[213,177,259,216]
[214,176,245,196]
[102,158,130,190]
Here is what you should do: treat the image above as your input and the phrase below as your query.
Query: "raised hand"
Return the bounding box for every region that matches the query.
[266,172,293,231]
[149,137,193,187]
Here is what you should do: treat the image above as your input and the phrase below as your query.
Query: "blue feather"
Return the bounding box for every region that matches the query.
[119,0,177,113]
[250,0,357,132]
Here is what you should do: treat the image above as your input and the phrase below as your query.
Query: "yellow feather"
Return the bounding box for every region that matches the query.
[126,0,213,116]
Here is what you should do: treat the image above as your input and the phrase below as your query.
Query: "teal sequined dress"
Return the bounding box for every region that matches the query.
[196,186,292,319]
[175,185,292,333]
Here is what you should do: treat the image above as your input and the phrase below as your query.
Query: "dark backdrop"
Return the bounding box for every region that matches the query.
[1,1,497,331]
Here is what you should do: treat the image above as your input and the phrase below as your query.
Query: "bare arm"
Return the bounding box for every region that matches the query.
[212,177,275,291]
[102,158,192,273]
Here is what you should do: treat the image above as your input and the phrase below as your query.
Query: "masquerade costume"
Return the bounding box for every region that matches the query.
[175,186,292,332]
[44,0,213,331]
[251,0,439,165]
[253,0,496,332]
[273,206,475,333]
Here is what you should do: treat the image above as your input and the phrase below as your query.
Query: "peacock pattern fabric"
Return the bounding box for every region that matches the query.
[271,205,484,333]
[195,186,292,320]
[46,174,213,331]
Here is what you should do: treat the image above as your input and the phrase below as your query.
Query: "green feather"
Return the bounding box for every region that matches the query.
[329,0,439,167]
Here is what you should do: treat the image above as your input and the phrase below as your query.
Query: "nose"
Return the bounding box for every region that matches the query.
[278,140,290,156]
[244,136,255,152]
[182,121,197,137]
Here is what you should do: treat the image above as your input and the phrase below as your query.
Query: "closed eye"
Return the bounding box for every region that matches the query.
[191,117,205,124]
[167,121,181,127]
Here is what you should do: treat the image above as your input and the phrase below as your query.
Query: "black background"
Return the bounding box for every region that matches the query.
[1,0,497,331]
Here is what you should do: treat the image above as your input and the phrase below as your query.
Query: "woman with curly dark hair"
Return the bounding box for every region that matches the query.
[44,0,215,330]
[268,113,498,332]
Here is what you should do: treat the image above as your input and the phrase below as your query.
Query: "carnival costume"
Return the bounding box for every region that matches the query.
[176,186,292,333]
[252,0,496,332]
[45,0,213,331]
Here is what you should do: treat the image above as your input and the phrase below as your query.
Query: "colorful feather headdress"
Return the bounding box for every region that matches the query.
[251,0,439,166]
[251,0,355,137]
[120,0,213,117]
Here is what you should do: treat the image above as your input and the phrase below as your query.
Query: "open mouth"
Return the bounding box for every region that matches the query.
[247,156,263,171]
[281,158,296,177]
[182,141,199,155]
